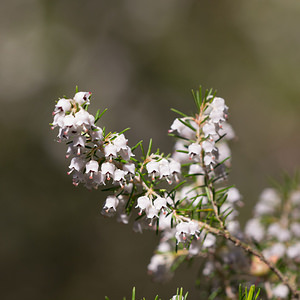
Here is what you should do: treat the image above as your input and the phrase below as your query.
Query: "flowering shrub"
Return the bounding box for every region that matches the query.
[50,87,300,300]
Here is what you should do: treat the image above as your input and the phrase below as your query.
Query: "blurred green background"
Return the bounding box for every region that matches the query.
[1,0,300,299]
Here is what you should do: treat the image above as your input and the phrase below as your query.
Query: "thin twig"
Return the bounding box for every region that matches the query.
[177,215,300,299]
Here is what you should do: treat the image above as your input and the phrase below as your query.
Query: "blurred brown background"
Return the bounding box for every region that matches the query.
[1,0,300,299]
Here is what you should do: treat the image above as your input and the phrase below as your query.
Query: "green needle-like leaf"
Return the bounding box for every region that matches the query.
[178,118,196,132]
[95,108,108,123]
[131,287,136,300]
[146,138,153,158]
[171,108,188,118]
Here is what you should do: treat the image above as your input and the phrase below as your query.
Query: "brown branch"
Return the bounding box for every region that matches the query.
[177,215,300,299]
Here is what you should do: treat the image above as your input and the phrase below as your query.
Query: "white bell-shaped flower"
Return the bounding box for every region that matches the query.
[90,127,103,141]
[136,196,152,215]
[103,195,119,212]
[169,118,185,133]
[146,205,159,219]
[204,154,215,167]
[146,160,160,180]
[188,143,201,159]
[209,109,225,124]
[119,146,134,160]
[157,213,173,230]
[104,143,118,161]
[210,97,226,112]
[153,197,167,211]
[62,115,77,137]
[75,109,94,130]
[188,221,199,236]
[52,113,65,129]
[202,140,216,153]
[85,160,99,179]
[101,162,116,180]
[68,157,85,174]
[54,98,72,113]
[175,222,191,243]
[168,159,181,182]
[73,135,86,155]
[113,134,128,151]
[73,91,91,105]
[123,163,135,175]
[92,172,104,185]
[159,159,170,179]
[113,169,127,187]
[169,118,196,139]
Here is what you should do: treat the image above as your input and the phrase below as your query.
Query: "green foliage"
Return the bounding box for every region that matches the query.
[239,285,260,300]
[104,287,188,300]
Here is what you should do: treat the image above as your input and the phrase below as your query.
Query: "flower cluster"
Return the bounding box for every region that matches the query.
[170,97,235,175]
[244,184,300,298]
[51,91,134,190]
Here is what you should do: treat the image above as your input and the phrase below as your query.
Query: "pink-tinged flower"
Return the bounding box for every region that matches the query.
[169,118,196,139]
[188,143,201,159]
[175,222,190,243]
[136,196,152,215]
[68,157,85,174]
[85,160,99,179]
[168,159,181,182]
[146,160,160,180]
[73,91,91,105]
[210,109,225,124]
[204,154,215,168]
[51,113,65,130]
[146,206,159,219]
[61,115,77,137]
[159,159,170,180]
[123,163,135,175]
[119,146,134,160]
[101,162,116,180]
[104,143,118,161]
[73,135,86,155]
[113,169,127,187]
[113,134,128,151]
[153,197,167,211]
[202,140,216,153]
[54,98,72,114]
[74,110,95,131]
[90,127,103,141]
[103,195,119,212]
